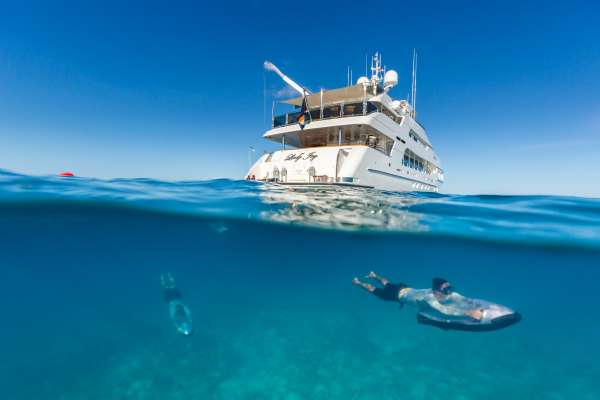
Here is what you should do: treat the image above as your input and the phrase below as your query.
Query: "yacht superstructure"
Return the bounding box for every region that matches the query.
[246,53,444,192]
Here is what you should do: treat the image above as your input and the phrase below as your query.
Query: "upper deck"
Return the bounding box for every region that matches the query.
[268,84,433,151]
[272,84,397,126]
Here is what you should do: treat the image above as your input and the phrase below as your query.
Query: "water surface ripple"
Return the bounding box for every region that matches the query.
[1,169,598,248]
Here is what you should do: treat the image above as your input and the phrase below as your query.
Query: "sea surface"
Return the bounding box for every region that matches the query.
[1,168,599,400]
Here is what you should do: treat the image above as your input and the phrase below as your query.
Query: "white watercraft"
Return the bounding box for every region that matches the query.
[246,53,444,192]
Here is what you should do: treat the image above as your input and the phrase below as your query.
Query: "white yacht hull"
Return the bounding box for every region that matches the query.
[247,145,441,192]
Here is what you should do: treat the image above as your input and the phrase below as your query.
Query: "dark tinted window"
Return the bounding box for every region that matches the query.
[343,103,363,116]
[382,107,396,120]
[273,115,286,127]
[323,105,341,119]
[287,112,301,124]
[366,102,378,114]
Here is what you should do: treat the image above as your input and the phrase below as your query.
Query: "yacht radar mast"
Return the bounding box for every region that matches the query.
[370,52,384,84]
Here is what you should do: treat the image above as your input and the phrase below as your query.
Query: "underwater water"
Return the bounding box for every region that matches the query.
[1,169,599,400]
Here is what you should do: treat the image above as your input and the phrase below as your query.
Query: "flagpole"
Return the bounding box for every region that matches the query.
[305,90,313,123]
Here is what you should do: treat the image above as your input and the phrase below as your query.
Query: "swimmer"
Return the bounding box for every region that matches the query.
[161,273,182,302]
[353,272,486,320]
[160,273,193,336]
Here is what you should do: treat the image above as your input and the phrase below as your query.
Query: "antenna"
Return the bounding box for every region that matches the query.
[411,49,414,114]
[411,49,418,118]
[347,66,350,86]
[414,50,418,118]
[371,52,385,83]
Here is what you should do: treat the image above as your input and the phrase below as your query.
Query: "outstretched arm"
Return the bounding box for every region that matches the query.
[427,296,483,320]
[427,298,466,316]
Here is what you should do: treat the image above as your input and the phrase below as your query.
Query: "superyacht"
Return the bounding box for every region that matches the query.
[246,53,444,192]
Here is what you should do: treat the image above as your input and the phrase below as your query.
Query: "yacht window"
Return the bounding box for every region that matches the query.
[273,114,286,127]
[367,135,377,148]
[364,104,403,124]
[408,129,432,149]
[403,148,435,174]
[385,139,394,155]
[295,125,394,156]
[323,105,341,119]
[344,129,351,143]
[287,111,301,124]
[343,103,363,116]
[309,109,321,121]
[382,107,396,121]
[366,102,378,114]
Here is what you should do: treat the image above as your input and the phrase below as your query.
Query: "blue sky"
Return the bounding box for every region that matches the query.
[1,1,599,196]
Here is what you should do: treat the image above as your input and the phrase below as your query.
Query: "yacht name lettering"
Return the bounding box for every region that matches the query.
[284,152,318,162]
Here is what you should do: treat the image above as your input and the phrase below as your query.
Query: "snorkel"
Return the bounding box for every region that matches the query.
[432,277,453,298]
[439,284,453,296]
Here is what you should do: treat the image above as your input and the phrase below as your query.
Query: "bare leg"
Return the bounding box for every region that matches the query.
[365,271,389,286]
[352,277,376,293]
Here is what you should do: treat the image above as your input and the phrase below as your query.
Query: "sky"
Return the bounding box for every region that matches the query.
[1,1,599,196]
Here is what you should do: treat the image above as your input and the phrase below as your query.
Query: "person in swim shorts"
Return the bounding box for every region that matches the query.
[352,271,484,320]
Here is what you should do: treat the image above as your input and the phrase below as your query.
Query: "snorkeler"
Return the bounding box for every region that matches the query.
[160,273,194,336]
[352,271,521,331]
[161,273,181,301]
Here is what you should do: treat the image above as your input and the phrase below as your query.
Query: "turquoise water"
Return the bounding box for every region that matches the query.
[1,169,599,399]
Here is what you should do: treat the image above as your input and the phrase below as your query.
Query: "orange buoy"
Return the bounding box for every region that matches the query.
[59,172,74,177]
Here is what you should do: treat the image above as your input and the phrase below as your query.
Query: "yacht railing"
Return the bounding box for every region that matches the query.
[273,101,391,128]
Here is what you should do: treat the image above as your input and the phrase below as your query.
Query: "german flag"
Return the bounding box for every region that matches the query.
[297,93,309,130]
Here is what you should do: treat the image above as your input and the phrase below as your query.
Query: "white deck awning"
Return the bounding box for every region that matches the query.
[282,84,372,107]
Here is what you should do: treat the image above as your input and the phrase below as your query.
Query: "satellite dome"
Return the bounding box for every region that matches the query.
[384,70,398,89]
[356,76,369,85]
